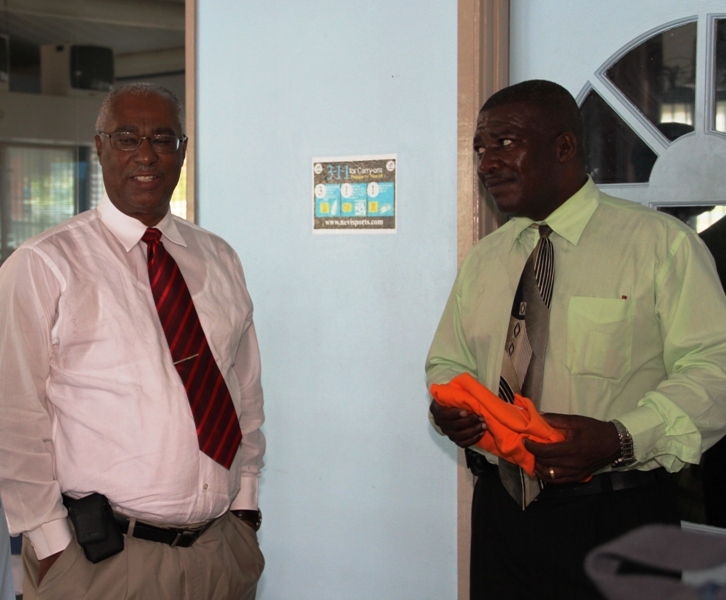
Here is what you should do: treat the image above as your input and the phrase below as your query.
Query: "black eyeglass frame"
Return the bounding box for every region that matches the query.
[97,131,188,153]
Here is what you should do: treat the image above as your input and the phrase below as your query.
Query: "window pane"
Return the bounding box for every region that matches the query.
[2,146,75,261]
[715,19,726,133]
[170,163,187,219]
[656,206,726,298]
[582,89,658,183]
[606,22,696,141]
[656,205,726,232]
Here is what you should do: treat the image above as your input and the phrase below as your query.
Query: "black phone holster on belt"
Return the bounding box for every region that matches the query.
[64,493,124,563]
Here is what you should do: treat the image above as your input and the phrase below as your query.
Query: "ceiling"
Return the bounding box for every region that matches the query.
[0,0,185,83]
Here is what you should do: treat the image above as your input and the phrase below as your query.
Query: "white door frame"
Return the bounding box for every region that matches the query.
[456,1,509,598]
[185,0,197,223]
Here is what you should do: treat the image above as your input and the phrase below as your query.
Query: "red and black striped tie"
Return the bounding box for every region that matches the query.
[142,227,242,469]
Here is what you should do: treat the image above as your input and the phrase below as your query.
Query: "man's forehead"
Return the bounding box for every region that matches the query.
[475,101,552,137]
[477,101,539,128]
[108,124,179,134]
[106,93,181,130]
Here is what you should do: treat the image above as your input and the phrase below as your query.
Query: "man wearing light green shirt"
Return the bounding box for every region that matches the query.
[427,80,726,600]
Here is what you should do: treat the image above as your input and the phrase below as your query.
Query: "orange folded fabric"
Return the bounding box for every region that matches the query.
[430,373,565,476]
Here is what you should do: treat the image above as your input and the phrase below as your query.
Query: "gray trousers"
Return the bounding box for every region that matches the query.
[22,512,264,600]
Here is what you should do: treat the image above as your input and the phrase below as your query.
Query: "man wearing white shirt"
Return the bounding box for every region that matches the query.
[0,83,265,599]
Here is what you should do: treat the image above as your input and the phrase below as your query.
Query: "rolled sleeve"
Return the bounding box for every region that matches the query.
[229,298,265,510]
[426,267,478,388]
[622,231,726,469]
[26,518,73,560]
[0,249,69,550]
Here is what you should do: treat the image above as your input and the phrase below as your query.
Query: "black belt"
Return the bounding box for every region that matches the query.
[114,514,215,548]
[63,495,215,548]
[465,448,672,499]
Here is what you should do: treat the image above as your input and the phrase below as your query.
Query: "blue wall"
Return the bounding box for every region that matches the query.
[197,2,458,598]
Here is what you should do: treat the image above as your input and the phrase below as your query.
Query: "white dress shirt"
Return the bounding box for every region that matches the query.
[0,195,265,559]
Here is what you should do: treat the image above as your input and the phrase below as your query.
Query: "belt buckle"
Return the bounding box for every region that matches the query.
[170,529,196,547]
[170,520,213,547]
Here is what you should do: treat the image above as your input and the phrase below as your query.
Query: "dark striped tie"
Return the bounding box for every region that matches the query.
[142,227,242,469]
[521,224,554,399]
[498,223,554,507]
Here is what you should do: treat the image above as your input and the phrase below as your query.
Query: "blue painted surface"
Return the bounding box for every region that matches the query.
[197,1,458,598]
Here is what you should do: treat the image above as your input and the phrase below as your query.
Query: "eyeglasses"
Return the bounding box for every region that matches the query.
[97,131,187,154]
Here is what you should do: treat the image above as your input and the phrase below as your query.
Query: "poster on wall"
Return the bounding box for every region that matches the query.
[312,154,397,233]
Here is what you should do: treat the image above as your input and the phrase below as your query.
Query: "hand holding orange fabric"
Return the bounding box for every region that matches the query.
[429,399,486,448]
[524,413,620,483]
[430,373,565,476]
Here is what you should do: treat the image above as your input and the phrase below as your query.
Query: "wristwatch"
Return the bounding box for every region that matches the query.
[610,419,635,468]
[231,509,262,531]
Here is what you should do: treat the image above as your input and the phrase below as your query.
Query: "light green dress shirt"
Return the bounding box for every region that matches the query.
[426,178,726,472]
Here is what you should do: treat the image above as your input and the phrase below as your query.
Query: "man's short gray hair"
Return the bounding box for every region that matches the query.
[95,82,185,133]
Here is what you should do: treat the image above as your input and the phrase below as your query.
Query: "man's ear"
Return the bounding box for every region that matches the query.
[178,136,188,165]
[555,131,579,163]
[94,135,103,162]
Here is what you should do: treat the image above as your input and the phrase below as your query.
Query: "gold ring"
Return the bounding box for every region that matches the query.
[549,467,555,479]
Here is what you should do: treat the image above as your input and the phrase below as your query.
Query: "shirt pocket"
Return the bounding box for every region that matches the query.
[567,296,634,380]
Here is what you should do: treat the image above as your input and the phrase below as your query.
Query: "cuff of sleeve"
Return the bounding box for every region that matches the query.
[26,517,73,560]
[618,400,702,468]
[230,476,259,511]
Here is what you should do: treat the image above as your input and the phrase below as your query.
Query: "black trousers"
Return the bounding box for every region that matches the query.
[703,435,726,527]
[470,466,680,600]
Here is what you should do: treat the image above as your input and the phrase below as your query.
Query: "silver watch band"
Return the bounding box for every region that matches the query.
[610,419,635,468]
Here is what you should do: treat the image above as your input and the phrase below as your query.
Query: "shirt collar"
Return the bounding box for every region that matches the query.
[508,176,599,248]
[97,193,187,252]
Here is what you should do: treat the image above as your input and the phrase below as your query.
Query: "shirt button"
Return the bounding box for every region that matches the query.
[203,484,209,491]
